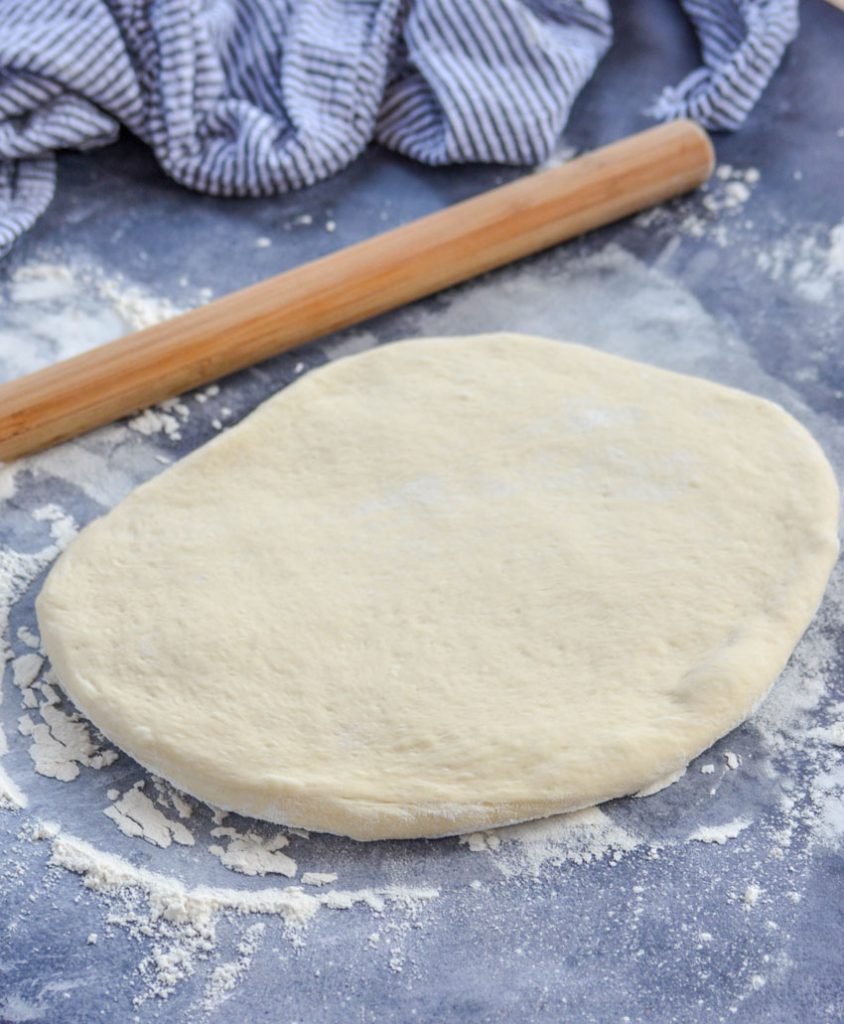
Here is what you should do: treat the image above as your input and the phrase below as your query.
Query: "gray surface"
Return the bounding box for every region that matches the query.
[1,2,844,1022]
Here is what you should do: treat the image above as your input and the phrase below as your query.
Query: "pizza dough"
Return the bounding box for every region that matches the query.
[37,334,839,840]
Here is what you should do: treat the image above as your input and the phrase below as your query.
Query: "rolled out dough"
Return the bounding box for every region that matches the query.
[37,334,839,840]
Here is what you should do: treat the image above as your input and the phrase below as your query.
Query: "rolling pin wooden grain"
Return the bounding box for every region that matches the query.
[0,119,714,460]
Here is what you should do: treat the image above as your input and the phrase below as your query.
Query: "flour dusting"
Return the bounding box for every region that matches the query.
[1,240,842,1014]
[635,161,760,248]
[0,748,26,809]
[473,807,642,877]
[301,871,339,887]
[34,824,438,1003]
[203,922,265,1010]
[689,818,752,845]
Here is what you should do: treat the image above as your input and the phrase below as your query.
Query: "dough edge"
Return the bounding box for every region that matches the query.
[36,592,831,840]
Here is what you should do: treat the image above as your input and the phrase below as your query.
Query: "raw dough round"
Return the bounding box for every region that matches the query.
[37,334,839,840]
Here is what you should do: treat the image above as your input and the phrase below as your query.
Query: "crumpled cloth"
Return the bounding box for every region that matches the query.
[0,0,798,255]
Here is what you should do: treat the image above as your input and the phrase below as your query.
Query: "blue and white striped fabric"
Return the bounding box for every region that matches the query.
[0,0,798,256]
[650,0,798,129]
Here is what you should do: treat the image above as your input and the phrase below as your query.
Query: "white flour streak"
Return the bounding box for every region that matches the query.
[0,642,23,808]
[301,872,338,887]
[35,825,438,1001]
[32,504,78,549]
[689,818,751,845]
[0,546,58,664]
[754,220,844,305]
[41,823,435,922]
[810,723,844,747]
[0,691,26,809]
[93,275,179,330]
[10,262,75,302]
[0,466,17,503]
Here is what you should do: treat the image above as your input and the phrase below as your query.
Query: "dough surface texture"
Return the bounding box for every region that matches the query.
[37,334,840,840]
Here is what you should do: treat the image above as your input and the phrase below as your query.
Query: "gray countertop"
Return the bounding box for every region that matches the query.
[1,3,843,1022]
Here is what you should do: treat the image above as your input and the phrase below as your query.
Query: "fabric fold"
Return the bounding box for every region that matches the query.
[0,0,798,256]
[652,0,799,130]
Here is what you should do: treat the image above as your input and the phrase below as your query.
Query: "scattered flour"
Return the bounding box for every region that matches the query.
[34,825,437,1002]
[459,831,501,853]
[105,782,195,848]
[0,253,228,452]
[16,626,41,650]
[1,242,843,1010]
[635,162,760,246]
[32,503,78,549]
[754,219,844,304]
[0,756,27,810]
[208,826,297,878]
[9,262,75,303]
[128,407,184,441]
[689,818,751,845]
[793,220,844,303]
[809,722,844,747]
[743,883,763,909]
[18,699,117,782]
[93,274,180,331]
[0,546,60,665]
[12,653,42,689]
[203,922,266,1009]
[1,262,131,373]
[12,654,117,781]
[808,763,844,848]
[635,164,844,316]
[748,588,844,855]
[463,807,642,877]
[0,659,20,807]
[300,872,338,887]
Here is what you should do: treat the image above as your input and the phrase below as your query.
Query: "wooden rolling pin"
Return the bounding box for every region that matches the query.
[0,119,713,460]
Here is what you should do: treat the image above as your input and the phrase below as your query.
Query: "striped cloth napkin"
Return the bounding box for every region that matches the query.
[0,0,798,256]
